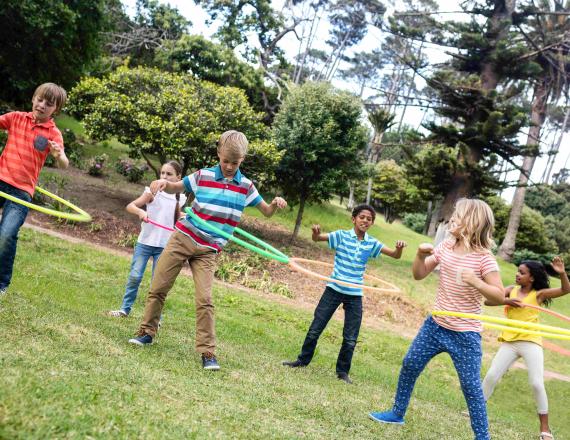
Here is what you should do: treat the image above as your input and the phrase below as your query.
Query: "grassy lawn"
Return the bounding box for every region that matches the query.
[1,230,569,439]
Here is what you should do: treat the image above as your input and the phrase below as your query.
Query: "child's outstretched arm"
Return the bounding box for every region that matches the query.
[412,243,438,280]
[484,285,518,307]
[150,178,185,195]
[256,196,287,217]
[537,256,570,303]
[462,269,504,303]
[126,192,155,222]
[381,240,407,259]
[311,224,328,242]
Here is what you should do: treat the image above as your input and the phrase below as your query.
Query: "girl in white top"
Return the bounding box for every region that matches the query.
[109,161,186,317]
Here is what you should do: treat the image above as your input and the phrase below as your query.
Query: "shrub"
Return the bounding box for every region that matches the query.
[86,154,108,177]
[403,212,426,234]
[511,248,557,271]
[115,157,149,183]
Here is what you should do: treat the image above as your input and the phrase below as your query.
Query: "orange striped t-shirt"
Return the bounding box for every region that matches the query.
[430,239,499,332]
[0,112,64,196]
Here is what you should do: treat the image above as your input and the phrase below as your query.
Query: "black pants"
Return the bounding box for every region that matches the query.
[297,286,363,374]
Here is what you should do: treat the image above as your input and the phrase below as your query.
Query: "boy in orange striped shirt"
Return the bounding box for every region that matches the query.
[0,83,68,295]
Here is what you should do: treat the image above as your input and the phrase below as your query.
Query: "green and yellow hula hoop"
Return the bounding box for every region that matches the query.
[0,186,92,222]
[185,208,289,263]
[432,310,570,341]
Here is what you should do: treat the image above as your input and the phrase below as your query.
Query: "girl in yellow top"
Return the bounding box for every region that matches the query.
[482,257,570,440]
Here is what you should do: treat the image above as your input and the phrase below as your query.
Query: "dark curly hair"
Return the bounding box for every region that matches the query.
[520,260,551,307]
[352,204,376,220]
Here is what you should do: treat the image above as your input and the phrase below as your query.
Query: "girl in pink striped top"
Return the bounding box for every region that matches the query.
[369,199,504,440]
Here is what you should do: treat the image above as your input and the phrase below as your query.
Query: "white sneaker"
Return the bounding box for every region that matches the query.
[108,310,128,317]
[0,288,7,296]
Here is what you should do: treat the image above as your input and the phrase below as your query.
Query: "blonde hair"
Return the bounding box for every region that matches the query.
[33,83,67,114]
[450,198,495,252]
[217,130,248,159]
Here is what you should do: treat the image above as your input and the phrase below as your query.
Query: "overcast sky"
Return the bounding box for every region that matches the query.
[121,0,570,201]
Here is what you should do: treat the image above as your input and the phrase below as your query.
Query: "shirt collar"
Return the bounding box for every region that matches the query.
[214,164,242,184]
[25,112,55,128]
[349,228,369,241]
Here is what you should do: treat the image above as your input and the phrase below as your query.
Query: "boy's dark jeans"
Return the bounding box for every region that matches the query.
[297,286,363,374]
[0,180,32,289]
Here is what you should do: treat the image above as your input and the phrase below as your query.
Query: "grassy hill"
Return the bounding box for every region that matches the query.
[1,223,569,439]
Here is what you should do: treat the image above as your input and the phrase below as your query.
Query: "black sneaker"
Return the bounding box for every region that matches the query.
[282,360,306,368]
[337,372,353,384]
[202,353,220,370]
[128,334,153,346]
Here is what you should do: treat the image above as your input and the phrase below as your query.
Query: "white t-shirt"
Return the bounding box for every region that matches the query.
[138,187,187,248]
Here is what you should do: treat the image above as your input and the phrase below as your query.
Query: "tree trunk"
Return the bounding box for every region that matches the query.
[423,200,433,235]
[141,152,160,178]
[498,78,549,261]
[291,195,306,242]
[427,199,442,237]
[544,103,570,184]
[347,183,355,210]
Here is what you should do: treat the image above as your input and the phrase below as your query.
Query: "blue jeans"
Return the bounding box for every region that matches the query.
[120,242,164,314]
[392,316,489,440]
[297,286,363,374]
[0,180,32,290]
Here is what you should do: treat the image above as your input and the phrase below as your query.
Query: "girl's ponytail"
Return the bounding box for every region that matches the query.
[174,192,180,226]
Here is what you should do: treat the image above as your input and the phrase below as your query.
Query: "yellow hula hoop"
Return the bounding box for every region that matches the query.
[482,323,570,341]
[431,310,570,336]
[0,186,92,222]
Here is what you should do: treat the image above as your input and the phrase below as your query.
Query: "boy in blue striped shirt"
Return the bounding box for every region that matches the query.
[283,204,406,383]
[128,131,287,370]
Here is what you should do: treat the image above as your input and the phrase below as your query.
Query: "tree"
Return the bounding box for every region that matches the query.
[154,34,270,116]
[273,82,368,239]
[0,0,118,105]
[67,67,277,182]
[370,160,427,222]
[498,0,570,260]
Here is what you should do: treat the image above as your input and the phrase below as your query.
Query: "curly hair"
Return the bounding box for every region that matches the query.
[520,260,551,307]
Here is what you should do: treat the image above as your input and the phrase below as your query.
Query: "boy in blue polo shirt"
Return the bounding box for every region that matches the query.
[128,130,287,370]
[283,204,406,383]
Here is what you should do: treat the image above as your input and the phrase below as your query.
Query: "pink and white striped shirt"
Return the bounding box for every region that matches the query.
[430,239,499,332]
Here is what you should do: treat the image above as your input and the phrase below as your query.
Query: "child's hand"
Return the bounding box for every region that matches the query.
[312,224,321,240]
[417,243,434,257]
[551,256,565,274]
[150,179,168,195]
[138,210,148,222]
[48,140,63,158]
[270,197,287,209]
[504,298,523,308]
[460,269,478,286]
[395,240,407,249]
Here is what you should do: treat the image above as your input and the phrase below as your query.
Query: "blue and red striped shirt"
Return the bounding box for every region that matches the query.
[175,165,262,251]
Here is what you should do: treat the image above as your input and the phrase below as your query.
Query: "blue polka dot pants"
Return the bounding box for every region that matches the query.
[392,316,490,440]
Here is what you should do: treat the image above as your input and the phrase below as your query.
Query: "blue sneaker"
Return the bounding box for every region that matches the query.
[128,334,153,346]
[202,353,220,370]
[369,410,405,425]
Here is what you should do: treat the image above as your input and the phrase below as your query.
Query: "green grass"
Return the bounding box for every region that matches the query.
[1,230,569,439]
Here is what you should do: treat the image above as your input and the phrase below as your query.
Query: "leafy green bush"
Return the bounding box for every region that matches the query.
[403,212,426,234]
[512,249,557,272]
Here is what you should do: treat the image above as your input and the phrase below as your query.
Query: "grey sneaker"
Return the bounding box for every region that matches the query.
[0,288,7,297]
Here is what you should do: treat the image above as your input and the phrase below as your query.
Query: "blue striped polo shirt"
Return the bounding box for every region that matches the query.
[326,229,383,296]
[175,165,263,251]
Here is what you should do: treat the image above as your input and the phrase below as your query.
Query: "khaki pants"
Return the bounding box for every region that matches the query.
[138,231,218,354]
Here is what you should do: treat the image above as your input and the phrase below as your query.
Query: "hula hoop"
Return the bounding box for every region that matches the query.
[288,257,401,294]
[145,218,174,232]
[431,310,570,336]
[481,323,570,341]
[543,340,570,356]
[0,186,91,222]
[505,303,570,324]
[184,208,289,263]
